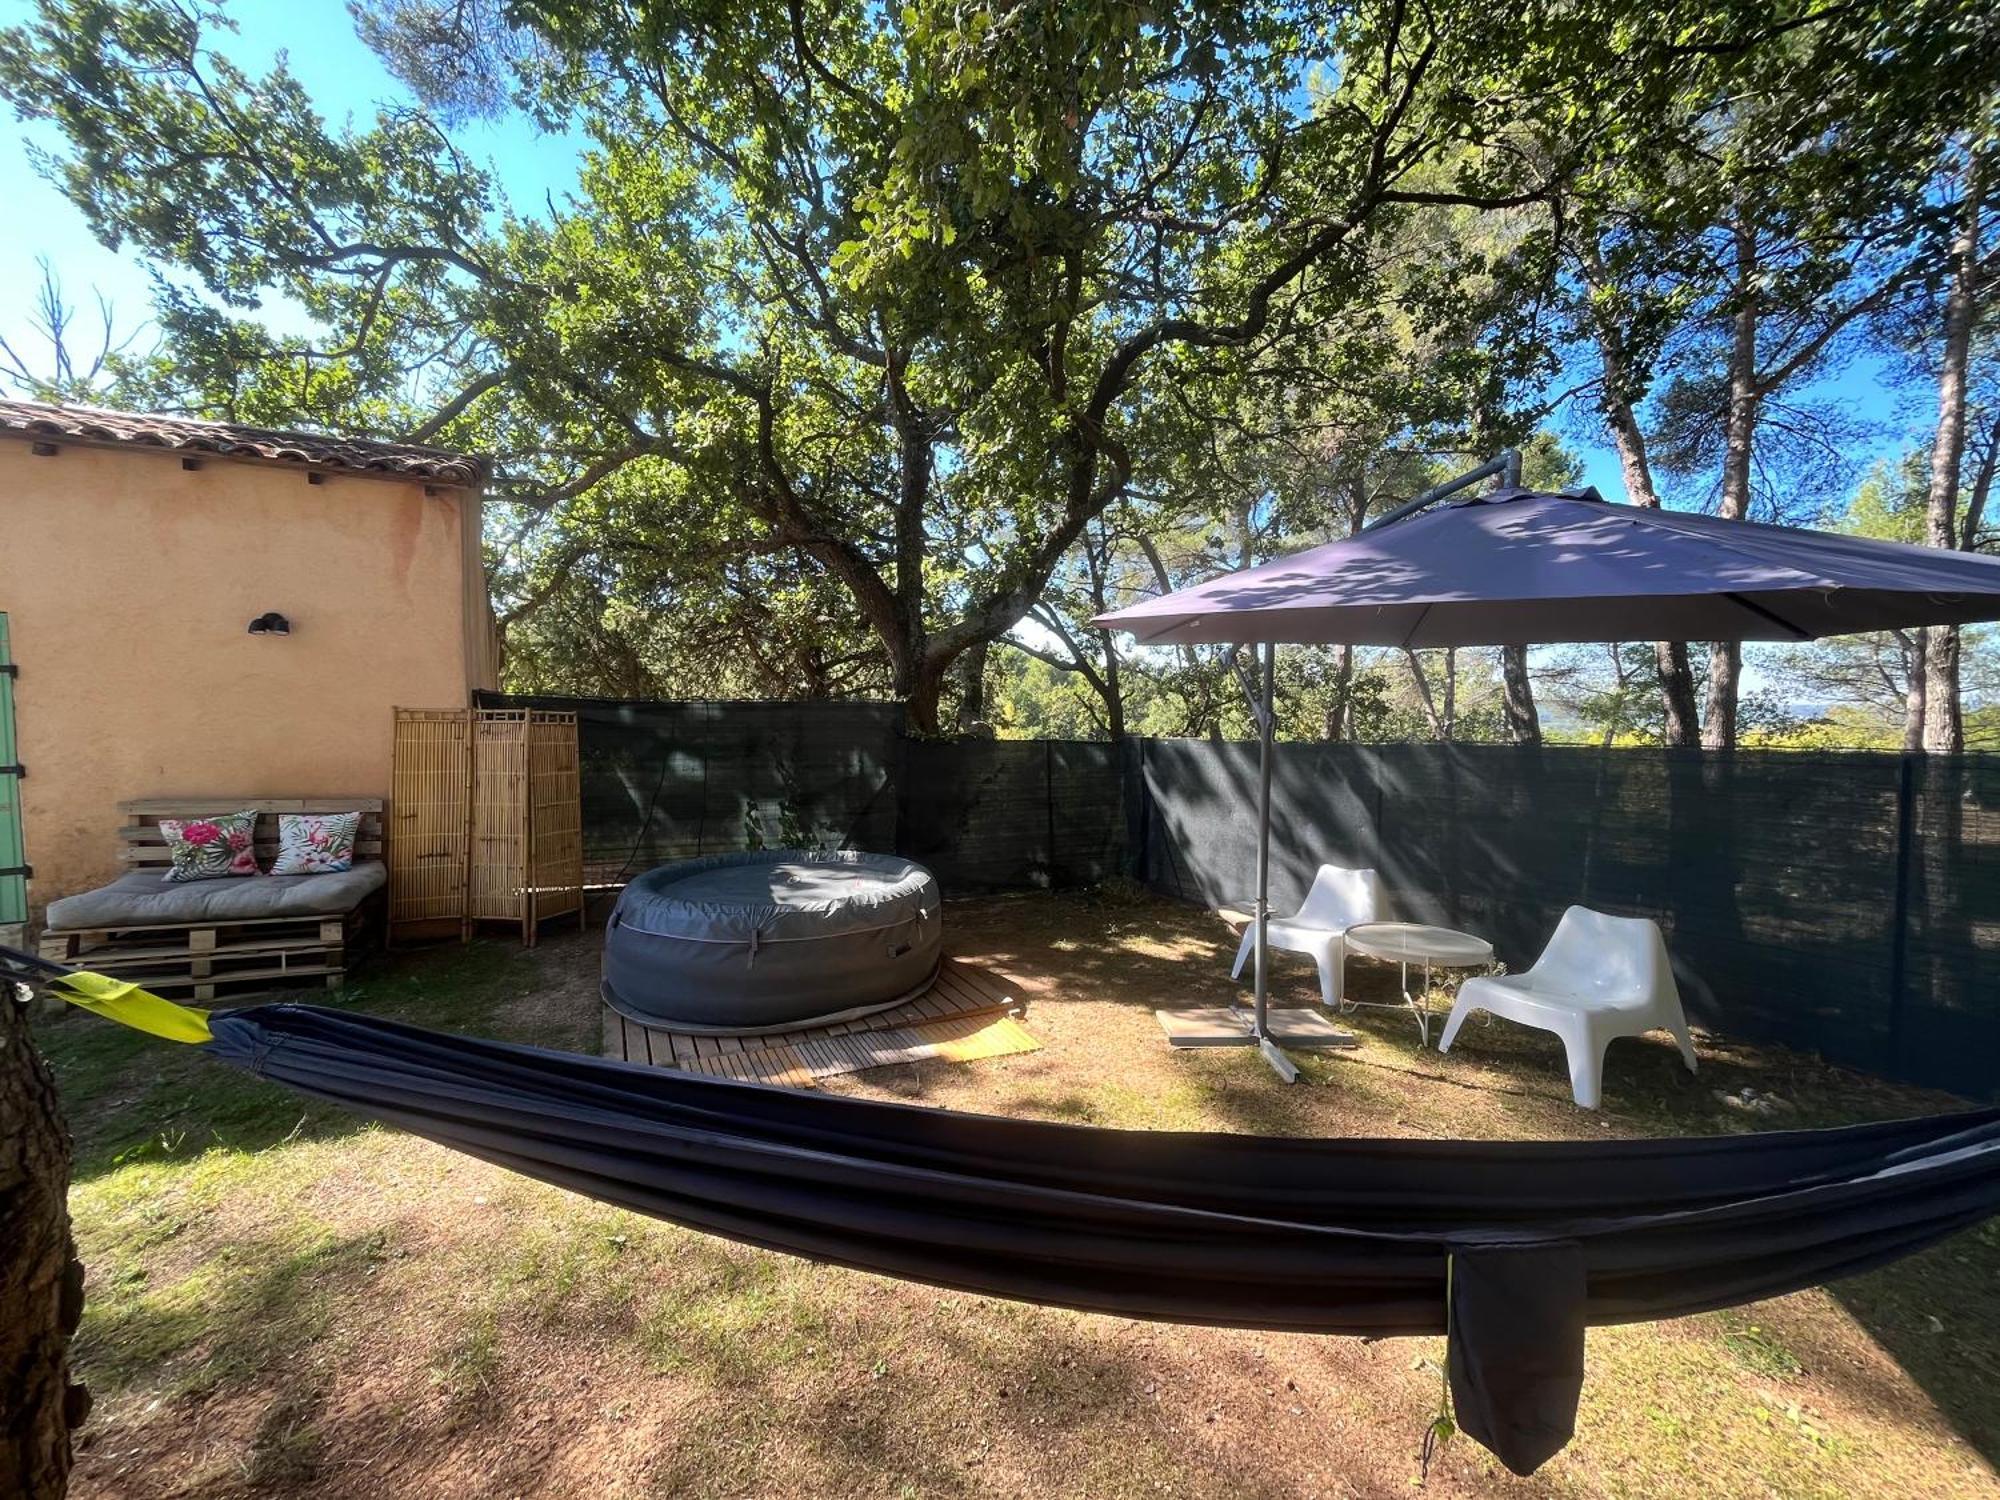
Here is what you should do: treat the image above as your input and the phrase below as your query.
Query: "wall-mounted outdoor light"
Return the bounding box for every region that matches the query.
[247,612,291,636]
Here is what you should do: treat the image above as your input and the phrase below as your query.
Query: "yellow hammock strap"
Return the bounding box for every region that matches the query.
[49,970,213,1045]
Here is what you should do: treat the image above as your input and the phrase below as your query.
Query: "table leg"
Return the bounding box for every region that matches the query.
[1399,957,1432,1047]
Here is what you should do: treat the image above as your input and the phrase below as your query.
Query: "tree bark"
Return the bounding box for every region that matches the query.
[1,994,89,1499]
[1604,415,1701,745]
[1324,645,1355,741]
[1441,648,1456,741]
[1403,650,1445,739]
[1903,630,1928,753]
[1705,218,1763,750]
[1501,645,1541,745]
[953,637,991,734]
[1922,156,1982,754]
[1583,233,1702,747]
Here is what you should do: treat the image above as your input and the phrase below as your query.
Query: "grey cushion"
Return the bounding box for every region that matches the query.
[47,861,386,930]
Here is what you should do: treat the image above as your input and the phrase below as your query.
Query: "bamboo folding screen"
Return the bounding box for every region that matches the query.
[390,708,584,945]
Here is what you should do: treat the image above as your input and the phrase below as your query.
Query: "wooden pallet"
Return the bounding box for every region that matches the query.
[39,902,382,1000]
[40,797,386,1000]
[603,956,1038,1088]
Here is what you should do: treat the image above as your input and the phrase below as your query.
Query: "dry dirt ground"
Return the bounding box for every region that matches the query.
[37,889,2000,1500]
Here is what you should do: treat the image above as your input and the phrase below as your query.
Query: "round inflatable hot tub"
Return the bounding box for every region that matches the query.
[602,849,941,1034]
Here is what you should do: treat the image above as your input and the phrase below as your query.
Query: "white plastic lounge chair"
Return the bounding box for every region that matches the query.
[1230,865,1382,1010]
[1437,905,1697,1109]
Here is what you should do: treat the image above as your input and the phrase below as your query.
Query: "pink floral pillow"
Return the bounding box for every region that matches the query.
[159,810,261,883]
[268,812,360,876]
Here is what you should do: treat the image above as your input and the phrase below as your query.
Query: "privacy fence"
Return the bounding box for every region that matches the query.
[483,693,2000,1100]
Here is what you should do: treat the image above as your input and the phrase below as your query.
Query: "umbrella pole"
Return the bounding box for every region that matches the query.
[1151,642,1355,1076]
[1251,642,1297,1080]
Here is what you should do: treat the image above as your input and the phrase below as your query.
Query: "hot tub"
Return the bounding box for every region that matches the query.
[601,849,942,1033]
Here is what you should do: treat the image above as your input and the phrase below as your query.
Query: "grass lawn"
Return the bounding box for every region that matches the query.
[35,890,2000,1499]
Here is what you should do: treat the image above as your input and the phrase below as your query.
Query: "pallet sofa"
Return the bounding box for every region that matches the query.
[39,798,387,1000]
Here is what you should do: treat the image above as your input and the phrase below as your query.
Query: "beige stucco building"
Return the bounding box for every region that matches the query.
[0,399,498,916]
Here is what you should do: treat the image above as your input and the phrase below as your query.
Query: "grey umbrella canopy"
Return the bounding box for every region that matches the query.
[1091,477,2000,1088]
[1094,486,2000,646]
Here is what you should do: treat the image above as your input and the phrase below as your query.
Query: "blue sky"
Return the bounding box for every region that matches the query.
[0,1,580,349]
[0,1,1932,511]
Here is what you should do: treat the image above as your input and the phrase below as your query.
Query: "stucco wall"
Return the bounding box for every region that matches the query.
[0,438,490,909]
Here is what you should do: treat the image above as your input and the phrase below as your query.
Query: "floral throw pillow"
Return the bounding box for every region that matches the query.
[268,812,361,876]
[159,810,262,883]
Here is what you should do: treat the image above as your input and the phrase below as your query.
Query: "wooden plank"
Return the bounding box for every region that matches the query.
[754,1045,814,1088]
[955,957,1019,1001]
[130,961,345,993]
[58,930,347,963]
[940,960,1015,1009]
[823,1036,869,1074]
[601,1004,624,1061]
[611,959,1036,1087]
[930,967,998,1011]
[121,842,384,864]
[119,824,384,845]
[53,909,371,939]
[120,796,384,815]
[743,1048,792,1084]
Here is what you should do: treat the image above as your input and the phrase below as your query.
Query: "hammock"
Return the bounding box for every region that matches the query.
[11,950,2000,1476]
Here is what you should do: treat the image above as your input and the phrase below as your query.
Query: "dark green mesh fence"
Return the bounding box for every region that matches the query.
[479,695,1127,891]
[483,694,1997,1100]
[1135,740,1998,1101]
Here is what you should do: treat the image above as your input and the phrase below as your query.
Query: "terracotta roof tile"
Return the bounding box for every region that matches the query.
[0,397,485,487]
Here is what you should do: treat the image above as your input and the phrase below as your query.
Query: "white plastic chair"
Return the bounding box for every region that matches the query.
[1437,905,1697,1109]
[1230,865,1382,1010]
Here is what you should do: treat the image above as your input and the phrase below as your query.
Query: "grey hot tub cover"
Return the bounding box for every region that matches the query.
[602,849,940,1033]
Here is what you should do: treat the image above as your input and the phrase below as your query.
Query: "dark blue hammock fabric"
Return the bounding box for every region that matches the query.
[202,1003,2000,1475]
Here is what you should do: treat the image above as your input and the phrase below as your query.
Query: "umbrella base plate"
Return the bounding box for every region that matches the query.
[1155,1005,1359,1058]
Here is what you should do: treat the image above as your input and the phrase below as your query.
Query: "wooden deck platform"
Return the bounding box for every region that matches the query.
[602,956,1037,1088]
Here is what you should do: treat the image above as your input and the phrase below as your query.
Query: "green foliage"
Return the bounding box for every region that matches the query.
[1,0,1902,734]
[5,0,1996,743]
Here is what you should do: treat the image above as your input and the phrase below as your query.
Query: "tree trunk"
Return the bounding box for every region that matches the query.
[1704,219,1762,751]
[1501,645,1541,745]
[1903,630,1928,754]
[1,995,89,1499]
[1585,233,1702,747]
[903,655,949,737]
[1403,650,1445,739]
[1099,635,1126,743]
[1324,645,1354,741]
[954,638,991,734]
[1922,156,1981,755]
[1441,648,1456,741]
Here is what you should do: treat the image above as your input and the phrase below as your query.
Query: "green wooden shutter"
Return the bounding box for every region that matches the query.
[0,614,24,926]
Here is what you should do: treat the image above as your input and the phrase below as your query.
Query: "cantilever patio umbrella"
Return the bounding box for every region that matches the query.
[1094,453,2000,1079]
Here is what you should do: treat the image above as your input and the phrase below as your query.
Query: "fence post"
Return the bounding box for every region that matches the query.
[1044,738,1057,886]
[1135,736,1151,885]
[1886,752,1917,1071]
[892,706,910,860]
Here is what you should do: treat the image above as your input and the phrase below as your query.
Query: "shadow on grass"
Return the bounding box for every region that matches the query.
[40,934,593,1184]
[45,888,2000,1485]
[1831,1223,2000,1470]
[78,1221,395,1401]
